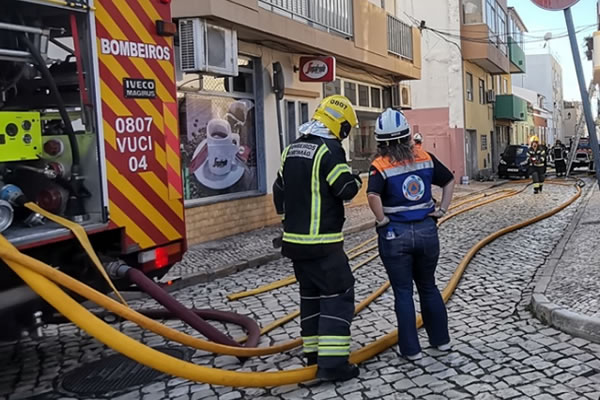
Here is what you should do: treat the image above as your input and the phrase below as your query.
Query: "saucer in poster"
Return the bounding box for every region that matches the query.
[192,142,245,190]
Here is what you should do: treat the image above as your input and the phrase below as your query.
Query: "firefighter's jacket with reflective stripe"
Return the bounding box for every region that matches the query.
[273,135,360,260]
[528,147,546,167]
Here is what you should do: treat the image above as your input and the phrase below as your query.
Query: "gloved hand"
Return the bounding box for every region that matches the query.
[353,174,363,190]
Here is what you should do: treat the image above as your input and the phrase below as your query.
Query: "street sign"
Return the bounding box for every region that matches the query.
[299,56,336,82]
[531,0,580,10]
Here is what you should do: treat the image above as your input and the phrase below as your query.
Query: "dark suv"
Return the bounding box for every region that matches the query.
[498,145,530,179]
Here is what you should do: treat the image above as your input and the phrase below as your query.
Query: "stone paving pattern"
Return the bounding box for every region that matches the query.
[162,183,495,284]
[546,184,600,318]
[3,182,599,399]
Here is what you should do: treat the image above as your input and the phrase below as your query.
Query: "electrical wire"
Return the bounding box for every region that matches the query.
[404,13,595,47]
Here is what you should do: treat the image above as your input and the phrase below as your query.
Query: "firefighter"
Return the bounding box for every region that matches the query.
[414,132,423,150]
[367,109,454,361]
[528,136,546,193]
[552,139,567,177]
[272,95,362,382]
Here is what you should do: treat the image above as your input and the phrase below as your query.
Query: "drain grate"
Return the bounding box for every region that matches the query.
[59,346,187,396]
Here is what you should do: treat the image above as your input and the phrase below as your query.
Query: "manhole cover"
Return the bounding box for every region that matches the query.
[59,346,187,396]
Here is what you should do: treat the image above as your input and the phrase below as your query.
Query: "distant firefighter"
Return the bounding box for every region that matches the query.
[552,140,567,177]
[528,136,546,194]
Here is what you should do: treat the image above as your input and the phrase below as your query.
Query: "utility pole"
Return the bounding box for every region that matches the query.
[564,7,600,187]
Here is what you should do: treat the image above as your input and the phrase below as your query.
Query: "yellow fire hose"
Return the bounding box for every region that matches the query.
[24,202,128,306]
[234,189,523,340]
[228,188,519,301]
[0,182,581,387]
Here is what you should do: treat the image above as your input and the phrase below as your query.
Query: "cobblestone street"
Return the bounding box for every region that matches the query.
[2,181,600,400]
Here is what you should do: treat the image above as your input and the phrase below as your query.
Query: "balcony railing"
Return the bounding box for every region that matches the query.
[259,0,354,38]
[387,15,413,60]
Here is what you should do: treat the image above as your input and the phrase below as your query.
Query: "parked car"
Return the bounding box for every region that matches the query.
[498,145,530,179]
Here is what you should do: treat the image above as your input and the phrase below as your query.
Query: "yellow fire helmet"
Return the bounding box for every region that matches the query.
[312,95,359,140]
[530,135,540,144]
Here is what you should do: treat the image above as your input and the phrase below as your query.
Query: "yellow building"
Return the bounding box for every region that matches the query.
[463,61,495,174]
[461,1,527,178]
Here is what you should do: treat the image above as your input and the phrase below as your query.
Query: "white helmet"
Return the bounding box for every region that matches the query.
[414,132,423,143]
[374,108,410,142]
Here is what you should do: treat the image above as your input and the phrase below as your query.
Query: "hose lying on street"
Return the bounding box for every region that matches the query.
[0,181,581,387]
[126,267,259,349]
[227,188,519,301]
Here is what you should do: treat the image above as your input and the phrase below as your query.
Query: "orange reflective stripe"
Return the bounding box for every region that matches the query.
[371,150,433,174]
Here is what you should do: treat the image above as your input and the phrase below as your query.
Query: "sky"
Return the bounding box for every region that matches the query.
[507,0,597,101]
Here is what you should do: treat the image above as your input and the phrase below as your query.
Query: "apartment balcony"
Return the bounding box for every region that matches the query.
[494,94,527,121]
[387,14,413,60]
[171,0,421,80]
[461,24,510,74]
[508,35,525,73]
[259,0,354,38]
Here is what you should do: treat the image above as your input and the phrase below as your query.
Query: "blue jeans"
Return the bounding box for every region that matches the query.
[378,217,449,357]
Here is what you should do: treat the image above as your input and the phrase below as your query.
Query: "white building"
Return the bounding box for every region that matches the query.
[512,54,564,144]
[395,0,466,178]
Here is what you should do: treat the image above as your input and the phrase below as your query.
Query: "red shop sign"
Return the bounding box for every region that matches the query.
[531,0,580,10]
[299,56,336,82]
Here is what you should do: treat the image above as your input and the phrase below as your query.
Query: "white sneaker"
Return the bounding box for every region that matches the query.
[436,343,451,351]
[406,352,423,361]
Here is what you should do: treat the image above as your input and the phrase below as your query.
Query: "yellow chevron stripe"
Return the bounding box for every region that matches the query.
[108,199,155,249]
[140,171,183,219]
[155,142,166,169]
[107,161,181,241]
[163,104,181,177]
[95,3,174,102]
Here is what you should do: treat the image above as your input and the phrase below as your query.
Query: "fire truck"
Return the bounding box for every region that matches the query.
[0,0,185,338]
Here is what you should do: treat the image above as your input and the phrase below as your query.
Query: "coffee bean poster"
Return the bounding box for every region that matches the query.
[179,94,258,201]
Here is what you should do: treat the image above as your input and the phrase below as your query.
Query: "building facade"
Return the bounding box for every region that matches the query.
[562,100,582,140]
[512,54,564,144]
[396,0,466,179]
[460,0,527,178]
[171,0,421,245]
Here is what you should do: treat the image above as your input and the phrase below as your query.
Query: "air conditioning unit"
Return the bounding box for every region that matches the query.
[391,83,412,109]
[486,89,496,104]
[178,18,239,76]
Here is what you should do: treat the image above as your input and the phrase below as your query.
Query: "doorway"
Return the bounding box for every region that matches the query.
[465,130,478,178]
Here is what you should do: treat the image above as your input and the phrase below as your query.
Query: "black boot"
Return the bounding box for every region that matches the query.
[306,353,318,366]
[534,187,539,194]
[539,185,543,193]
[317,363,360,382]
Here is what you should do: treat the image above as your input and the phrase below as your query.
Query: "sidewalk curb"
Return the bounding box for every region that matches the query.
[530,185,600,343]
[164,220,375,293]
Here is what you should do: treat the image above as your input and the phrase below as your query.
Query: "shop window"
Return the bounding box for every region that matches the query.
[178,56,262,204]
[349,120,378,173]
[371,87,381,108]
[358,85,370,107]
[344,82,357,105]
[466,73,473,102]
[479,79,485,105]
[324,79,341,97]
[299,102,309,125]
[286,100,297,145]
[383,87,392,108]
